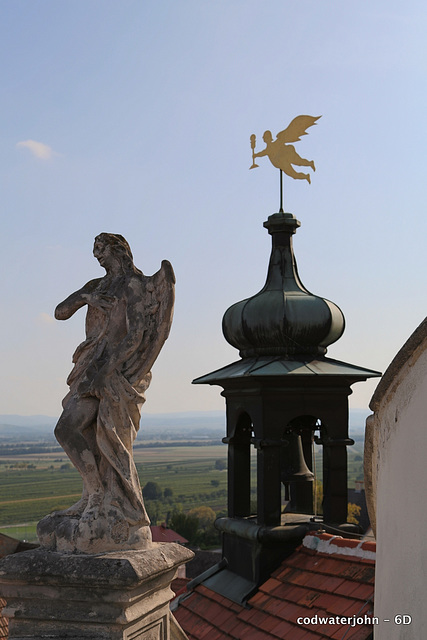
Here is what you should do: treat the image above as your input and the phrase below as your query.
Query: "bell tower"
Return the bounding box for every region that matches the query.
[193,211,380,600]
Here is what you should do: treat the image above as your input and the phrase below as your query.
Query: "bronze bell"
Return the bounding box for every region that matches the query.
[281,431,314,484]
[281,430,314,514]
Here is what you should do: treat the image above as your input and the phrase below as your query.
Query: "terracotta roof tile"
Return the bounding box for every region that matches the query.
[216,613,243,636]
[243,627,279,640]
[315,593,360,615]
[284,625,317,640]
[360,541,376,553]
[325,624,349,639]
[0,618,7,640]
[171,576,190,598]
[270,581,307,602]
[197,585,242,612]
[0,597,8,640]
[345,582,374,601]
[260,577,283,594]
[297,588,324,608]
[285,550,318,571]
[198,628,226,640]
[150,525,188,544]
[328,537,360,549]
[333,579,362,598]
[182,612,223,639]
[269,618,300,636]
[261,598,302,621]
[240,607,283,633]
[299,631,328,640]
[346,626,375,640]
[312,620,344,637]
[247,590,271,608]
[283,567,319,588]
[305,573,346,592]
[272,564,295,579]
[313,556,353,576]
[224,620,255,638]
[174,532,375,640]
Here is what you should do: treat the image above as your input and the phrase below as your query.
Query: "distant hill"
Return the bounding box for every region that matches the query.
[348,409,371,434]
[0,411,226,442]
[140,411,225,436]
[0,415,57,428]
[0,409,368,441]
[141,410,225,428]
[0,415,57,440]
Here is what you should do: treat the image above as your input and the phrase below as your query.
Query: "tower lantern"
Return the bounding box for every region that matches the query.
[193,117,381,594]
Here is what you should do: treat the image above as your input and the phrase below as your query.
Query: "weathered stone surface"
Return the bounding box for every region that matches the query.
[37,233,175,553]
[37,510,153,554]
[365,316,427,640]
[0,544,193,639]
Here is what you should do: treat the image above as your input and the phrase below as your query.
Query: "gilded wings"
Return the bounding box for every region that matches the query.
[276,115,321,143]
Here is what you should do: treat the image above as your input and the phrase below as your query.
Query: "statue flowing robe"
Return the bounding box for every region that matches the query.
[66,327,152,527]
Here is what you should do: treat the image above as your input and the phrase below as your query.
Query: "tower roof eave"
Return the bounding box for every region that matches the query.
[192,355,381,386]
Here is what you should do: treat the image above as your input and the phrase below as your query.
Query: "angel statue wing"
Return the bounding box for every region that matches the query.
[124,260,176,384]
[276,115,321,143]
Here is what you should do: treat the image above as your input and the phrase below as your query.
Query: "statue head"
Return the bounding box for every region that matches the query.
[94,233,141,275]
[263,130,273,144]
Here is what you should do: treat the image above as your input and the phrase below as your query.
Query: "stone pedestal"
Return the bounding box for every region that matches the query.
[0,543,193,640]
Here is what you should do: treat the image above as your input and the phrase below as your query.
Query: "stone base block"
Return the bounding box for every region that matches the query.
[0,543,193,640]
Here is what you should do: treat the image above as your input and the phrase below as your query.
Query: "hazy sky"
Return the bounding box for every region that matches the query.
[1,1,426,417]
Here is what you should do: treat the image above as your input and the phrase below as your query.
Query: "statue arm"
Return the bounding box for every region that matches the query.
[253,147,268,159]
[55,279,103,320]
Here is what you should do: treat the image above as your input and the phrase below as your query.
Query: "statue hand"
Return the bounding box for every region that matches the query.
[83,292,115,313]
[77,370,108,399]
[87,367,112,399]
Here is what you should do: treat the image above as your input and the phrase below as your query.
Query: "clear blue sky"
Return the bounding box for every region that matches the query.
[1,1,426,417]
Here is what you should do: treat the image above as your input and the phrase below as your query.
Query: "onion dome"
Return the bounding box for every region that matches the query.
[222,212,345,358]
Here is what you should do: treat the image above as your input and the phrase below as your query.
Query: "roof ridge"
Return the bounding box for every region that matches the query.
[303,532,376,560]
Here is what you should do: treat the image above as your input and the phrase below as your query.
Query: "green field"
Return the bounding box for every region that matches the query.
[0,445,229,541]
[0,438,365,543]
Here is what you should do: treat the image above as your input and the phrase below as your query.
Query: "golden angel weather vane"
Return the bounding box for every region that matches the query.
[250,115,321,211]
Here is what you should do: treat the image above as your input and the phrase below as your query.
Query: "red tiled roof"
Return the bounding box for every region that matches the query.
[0,533,39,640]
[0,598,8,640]
[174,532,375,639]
[172,577,190,598]
[150,524,188,544]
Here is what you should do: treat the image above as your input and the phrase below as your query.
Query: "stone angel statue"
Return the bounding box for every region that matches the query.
[37,233,175,553]
[250,115,320,183]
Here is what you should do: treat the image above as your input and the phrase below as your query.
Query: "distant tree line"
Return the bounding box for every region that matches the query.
[134,440,223,449]
[168,506,222,549]
[142,481,173,501]
[141,477,226,548]
[0,444,61,455]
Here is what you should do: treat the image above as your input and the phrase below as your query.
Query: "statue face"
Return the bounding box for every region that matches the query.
[93,239,117,271]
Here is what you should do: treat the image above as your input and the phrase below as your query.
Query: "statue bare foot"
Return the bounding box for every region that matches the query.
[80,492,104,520]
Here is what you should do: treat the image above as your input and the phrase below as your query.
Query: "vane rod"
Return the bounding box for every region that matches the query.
[279,170,284,213]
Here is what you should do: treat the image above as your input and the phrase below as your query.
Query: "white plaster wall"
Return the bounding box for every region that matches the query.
[369,342,427,639]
